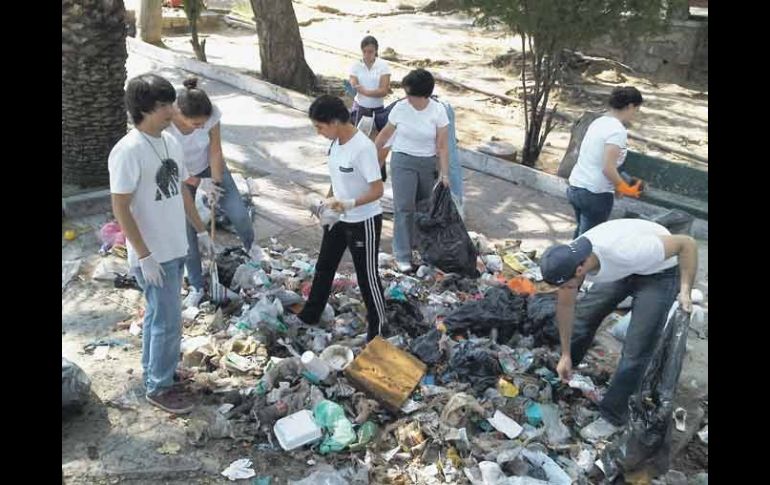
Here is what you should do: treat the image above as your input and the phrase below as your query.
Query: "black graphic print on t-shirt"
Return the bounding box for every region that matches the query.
[155,158,180,201]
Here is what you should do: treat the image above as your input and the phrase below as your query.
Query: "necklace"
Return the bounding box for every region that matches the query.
[140,131,169,162]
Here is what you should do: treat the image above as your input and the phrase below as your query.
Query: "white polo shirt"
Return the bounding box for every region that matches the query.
[350,58,391,109]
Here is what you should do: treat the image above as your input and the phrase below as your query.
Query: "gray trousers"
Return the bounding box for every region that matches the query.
[390,151,438,262]
[571,266,679,425]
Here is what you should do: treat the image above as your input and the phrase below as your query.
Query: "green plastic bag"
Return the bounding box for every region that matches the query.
[349,421,378,451]
[313,400,356,454]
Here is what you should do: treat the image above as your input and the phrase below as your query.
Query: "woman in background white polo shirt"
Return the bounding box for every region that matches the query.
[349,36,391,133]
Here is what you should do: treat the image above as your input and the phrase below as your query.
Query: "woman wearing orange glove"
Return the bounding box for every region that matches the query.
[567,86,645,237]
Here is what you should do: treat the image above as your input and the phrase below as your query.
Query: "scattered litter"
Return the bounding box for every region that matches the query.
[314,400,356,454]
[609,312,632,342]
[93,345,110,361]
[156,441,181,455]
[673,407,687,432]
[320,345,354,371]
[182,306,201,321]
[568,374,602,403]
[698,425,708,445]
[274,409,323,451]
[487,410,523,439]
[221,458,256,481]
[62,259,82,289]
[62,357,91,412]
[344,336,426,411]
[70,230,707,482]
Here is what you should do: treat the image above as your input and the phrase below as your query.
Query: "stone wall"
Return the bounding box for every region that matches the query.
[582,17,708,86]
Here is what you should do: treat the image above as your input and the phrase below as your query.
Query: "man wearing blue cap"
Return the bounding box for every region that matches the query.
[539,218,698,431]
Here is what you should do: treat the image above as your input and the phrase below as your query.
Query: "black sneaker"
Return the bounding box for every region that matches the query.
[146,388,194,415]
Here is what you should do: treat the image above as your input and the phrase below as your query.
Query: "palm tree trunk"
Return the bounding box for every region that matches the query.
[62,0,128,188]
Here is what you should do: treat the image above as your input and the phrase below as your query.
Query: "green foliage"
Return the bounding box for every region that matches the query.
[460,0,686,165]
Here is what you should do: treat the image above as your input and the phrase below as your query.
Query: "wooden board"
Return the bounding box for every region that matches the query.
[344,336,427,412]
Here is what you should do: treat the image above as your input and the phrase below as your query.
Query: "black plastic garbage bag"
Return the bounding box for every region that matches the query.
[415,183,479,278]
[521,293,560,346]
[215,246,250,289]
[410,328,444,364]
[444,286,526,341]
[441,340,502,393]
[384,298,427,338]
[600,306,691,480]
[62,357,91,412]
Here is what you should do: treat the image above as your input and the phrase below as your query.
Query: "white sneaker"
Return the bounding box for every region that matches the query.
[396,261,413,273]
[182,288,204,309]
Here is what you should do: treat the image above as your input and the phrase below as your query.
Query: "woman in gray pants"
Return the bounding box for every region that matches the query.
[375,69,449,273]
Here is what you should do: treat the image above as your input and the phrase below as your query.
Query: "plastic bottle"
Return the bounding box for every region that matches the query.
[300,351,331,381]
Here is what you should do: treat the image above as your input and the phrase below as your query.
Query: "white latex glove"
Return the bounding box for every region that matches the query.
[325,198,356,213]
[197,231,214,259]
[139,254,165,288]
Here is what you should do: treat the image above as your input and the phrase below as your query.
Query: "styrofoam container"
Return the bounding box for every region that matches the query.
[320,345,354,371]
[273,409,322,451]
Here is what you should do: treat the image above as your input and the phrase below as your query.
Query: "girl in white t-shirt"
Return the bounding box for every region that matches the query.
[374,68,449,273]
[567,86,645,237]
[286,95,386,341]
[349,36,391,133]
[166,77,255,308]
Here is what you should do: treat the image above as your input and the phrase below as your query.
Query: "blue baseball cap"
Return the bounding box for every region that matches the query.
[540,237,593,286]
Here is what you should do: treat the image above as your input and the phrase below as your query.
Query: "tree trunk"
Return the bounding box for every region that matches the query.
[62,0,128,188]
[249,0,316,92]
[556,111,603,178]
[184,0,207,61]
[138,0,163,44]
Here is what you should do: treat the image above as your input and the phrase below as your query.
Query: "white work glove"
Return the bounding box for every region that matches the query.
[209,180,225,204]
[197,231,214,259]
[325,198,356,213]
[139,254,165,288]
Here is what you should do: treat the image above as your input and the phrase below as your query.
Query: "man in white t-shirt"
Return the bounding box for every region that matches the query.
[109,74,212,415]
[539,219,698,432]
[567,87,646,237]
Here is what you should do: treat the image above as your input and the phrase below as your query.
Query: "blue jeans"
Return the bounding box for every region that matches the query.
[186,167,254,290]
[132,257,186,397]
[570,266,679,425]
[567,186,614,238]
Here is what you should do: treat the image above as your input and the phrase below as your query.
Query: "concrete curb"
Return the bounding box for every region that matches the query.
[459,148,708,240]
[126,39,708,240]
[62,189,112,219]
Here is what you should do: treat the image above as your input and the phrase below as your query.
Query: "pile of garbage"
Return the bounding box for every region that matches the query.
[99,214,703,483]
